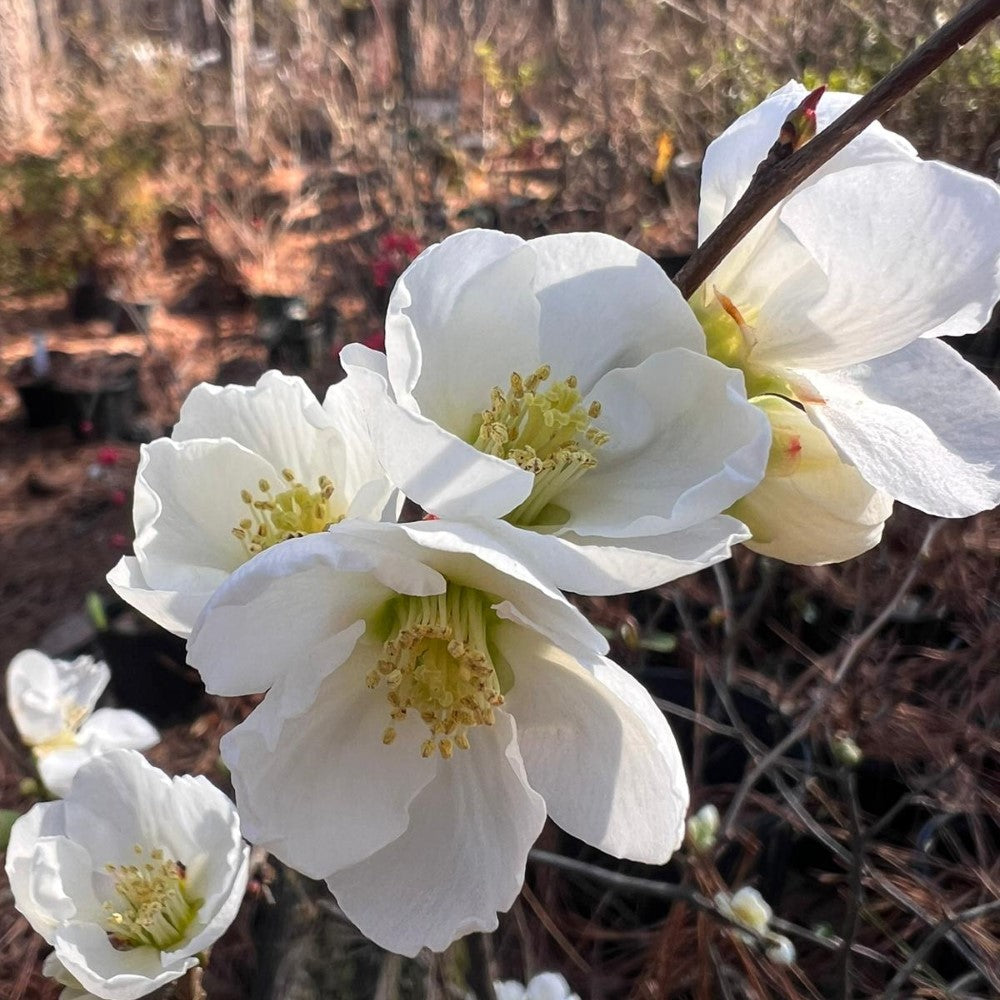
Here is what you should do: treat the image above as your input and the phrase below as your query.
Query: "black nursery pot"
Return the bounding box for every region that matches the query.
[97,611,205,725]
[111,299,157,334]
[255,294,307,349]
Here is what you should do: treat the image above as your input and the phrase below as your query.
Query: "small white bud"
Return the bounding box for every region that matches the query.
[685,803,721,854]
[765,933,796,966]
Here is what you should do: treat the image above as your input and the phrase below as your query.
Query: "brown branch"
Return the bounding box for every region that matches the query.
[673,0,1000,300]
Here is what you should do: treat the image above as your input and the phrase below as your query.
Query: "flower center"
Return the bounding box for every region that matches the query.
[471,364,609,527]
[367,585,514,759]
[31,702,87,756]
[232,468,344,557]
[103,845,202,951]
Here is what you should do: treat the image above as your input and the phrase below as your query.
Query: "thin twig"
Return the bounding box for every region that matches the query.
[720,520,942,841]
[881,898,1000,999]
[673,0,1000,299]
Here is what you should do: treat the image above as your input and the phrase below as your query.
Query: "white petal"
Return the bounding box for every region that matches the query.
[172,370,335,478]
[38,750,95,799]
[699,80,916,240]
[449,515,748,595]
[188,530,441,696]
[771,160,1000,369]
[730,397,892,564]
[525,973,578,1000]
[54,923,194,1000]
[157,774,249,960]
[385,229,540,426]
[341,360,533,519]
[106,557,210,638]
[529,232,704,391]
[221,644,436,877]
[77,709,159,753]
[321,374,397,507]
[494,982,528,1000]
[6,650,66,744]
[382,519,608,659]
[559,351,769,536]
[53,657,110,719]
[61,751,175,866]
[326,712,546,957]
[499,624,687,862]
[5,800,99,941]
[802,338,1000,516]
[132,438,275,593]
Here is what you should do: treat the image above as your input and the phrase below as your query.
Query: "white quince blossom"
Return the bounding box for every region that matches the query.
[340,229,771,595]
[187,519,688,957]
[694,81,1000,563]
[107,370,396,637]
[715,886,772,942]
[494,972,581,1000]
[6,650,158,798]
[5,749,249,1000]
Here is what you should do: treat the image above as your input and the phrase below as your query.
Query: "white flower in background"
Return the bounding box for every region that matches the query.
[341,229,770,595]
[694,81,1000,562]
[188,520,688,957]
[5,650,158,798]
[107,370,396,637]
[715,886,772,940]
[685,801,721,854]
[5,749,249,1000]
[494,972,581,1000]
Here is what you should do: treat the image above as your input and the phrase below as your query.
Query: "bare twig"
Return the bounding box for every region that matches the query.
[881,898,1000,999]
[673,0,1000,299]
[720,520,943,841]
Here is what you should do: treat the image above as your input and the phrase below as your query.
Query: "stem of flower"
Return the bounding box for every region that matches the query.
[673,0,1000,300]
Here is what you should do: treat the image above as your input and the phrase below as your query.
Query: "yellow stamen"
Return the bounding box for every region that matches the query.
[102,845,201,951]
[369,586,512,758]
[470,365,608,527]
[232,470,344,558]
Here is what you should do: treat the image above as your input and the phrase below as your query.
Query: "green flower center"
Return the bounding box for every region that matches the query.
[232,468,344,558]
[367,585,514,759]
[104,845,202,951]
[470,364,609,527]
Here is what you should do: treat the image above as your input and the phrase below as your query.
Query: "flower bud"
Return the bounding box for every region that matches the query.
[715,886,772,936]
[831,732,863,768]
[686,803,720,854]
[765,933,796,966]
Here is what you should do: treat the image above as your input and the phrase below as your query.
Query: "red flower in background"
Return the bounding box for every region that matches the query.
[371,231,423,289]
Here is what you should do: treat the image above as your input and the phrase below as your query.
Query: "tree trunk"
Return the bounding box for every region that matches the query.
[36,0,62,63]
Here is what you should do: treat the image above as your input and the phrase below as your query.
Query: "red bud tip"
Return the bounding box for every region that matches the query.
[801,85,825,116]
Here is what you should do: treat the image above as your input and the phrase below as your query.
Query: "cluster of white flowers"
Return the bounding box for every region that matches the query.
[5,81,999,991]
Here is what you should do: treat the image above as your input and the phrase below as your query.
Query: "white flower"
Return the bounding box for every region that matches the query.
[5,749,249,1000]
[715,886,772,938]
[187,519,688,957]
[728,396,893,564]
[107,370,396,637]
[5,650,159,798]
[494,972,581,1000]
[340,229,771,595]
[694,81,1000,559]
